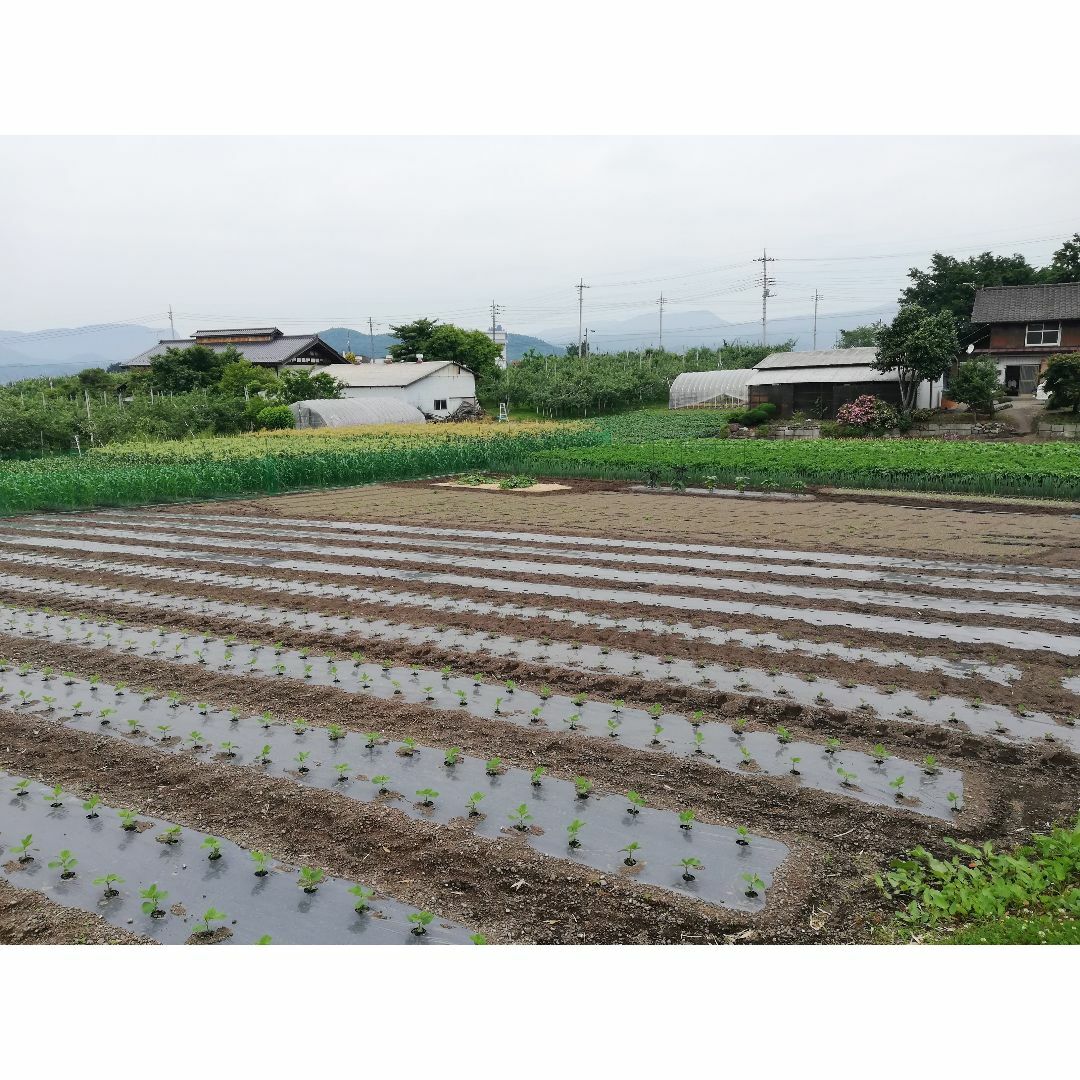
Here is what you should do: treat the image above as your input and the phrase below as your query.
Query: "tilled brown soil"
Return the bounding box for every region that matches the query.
[0,878,153,944]
[1,554,1076,719]
[151,481,1080,565]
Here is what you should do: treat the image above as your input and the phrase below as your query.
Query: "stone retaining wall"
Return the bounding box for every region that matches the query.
[1038,423,1080,439]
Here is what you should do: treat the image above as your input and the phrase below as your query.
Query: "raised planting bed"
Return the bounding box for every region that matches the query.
[0,771,471,945]
[628,485,815,501]
[4,672,788,912]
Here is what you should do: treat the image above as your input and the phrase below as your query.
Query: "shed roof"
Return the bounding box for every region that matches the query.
[971,283,1080,324]
[746,364,897,387]
[317,361,469,387]
[125,334,342,367]
[755,348,878,370]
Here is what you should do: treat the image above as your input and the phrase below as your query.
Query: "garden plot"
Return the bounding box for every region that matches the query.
[0,771,469,945]
[75,510,1080,583]
[5,521,1078,623]
[3,644,963,819]
[0,552,1022,685]
[1,591,1066,750]
[2,532,1078,655]
[5,671,788,912]
[30,514,1080,600]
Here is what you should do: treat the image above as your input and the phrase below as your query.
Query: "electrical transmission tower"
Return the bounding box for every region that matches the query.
[575,278,590,358]
[753,249,776,346]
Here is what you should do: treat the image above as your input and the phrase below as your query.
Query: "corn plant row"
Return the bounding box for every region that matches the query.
[0,610,969,816]
[8,521,1077,625]
[4,670,786,912]
[116,508,1080,584]
[5,531,1076,655]
[0,423,602,515]
[514,438,1080,501]
[0,596,1062,756]
[0,550,1018,684]
[34,512,1080,602]
[0,770,468,944]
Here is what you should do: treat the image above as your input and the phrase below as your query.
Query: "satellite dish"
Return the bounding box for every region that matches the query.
[965,344,975,354]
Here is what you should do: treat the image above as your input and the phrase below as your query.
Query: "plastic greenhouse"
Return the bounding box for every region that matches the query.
[668,369,754,409]
[289,397,427,428]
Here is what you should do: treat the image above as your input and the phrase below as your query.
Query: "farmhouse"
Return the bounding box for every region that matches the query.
[124,326,344,371]
[745,348,941,419]
[315,361,477,418]
[969,282,1080,396]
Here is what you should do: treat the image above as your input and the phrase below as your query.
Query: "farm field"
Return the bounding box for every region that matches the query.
[1,482,1078,944]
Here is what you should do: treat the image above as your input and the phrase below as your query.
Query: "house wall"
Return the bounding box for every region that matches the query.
[338,371,477,416]
[988,320,1080,350]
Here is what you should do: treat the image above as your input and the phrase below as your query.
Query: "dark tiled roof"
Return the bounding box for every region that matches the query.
[971,283,1080,324]
[124,335,342,367]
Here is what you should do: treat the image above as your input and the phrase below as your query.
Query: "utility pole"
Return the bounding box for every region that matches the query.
[168,304,176,338]
[812,289,823,350]
[575,278,590,358]
[753,249,776,346]
[367,317,377,361]
[489,300,504,340]
[657,293,668,350]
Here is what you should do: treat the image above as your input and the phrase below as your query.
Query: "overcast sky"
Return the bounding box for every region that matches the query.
[2,135,1078,339]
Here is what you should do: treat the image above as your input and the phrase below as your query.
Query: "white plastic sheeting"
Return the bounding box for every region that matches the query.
[289,397,426,428]
[669,369,753,409]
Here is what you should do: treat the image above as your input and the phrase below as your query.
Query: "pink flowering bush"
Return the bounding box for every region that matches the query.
[835,395,898,431]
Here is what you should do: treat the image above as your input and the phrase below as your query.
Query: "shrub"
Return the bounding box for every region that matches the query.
[835,394,898,431]
[255,405,295,431]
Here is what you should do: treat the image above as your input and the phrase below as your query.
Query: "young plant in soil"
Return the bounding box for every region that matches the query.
[565,712,581,731]
[837,768,858,788]
[530,766,546,787]
[10,835,34,863]
[327,724,346,742]
[625,791,646,815]
[416,788,439,807]
[201,836,223,861]
[400,737,417,756]
[93,873,124,899]
[250,850,271,877]
[922,755,939,776]
[872,744,890,765]
[118,809,141,831]
[678,810,695,831]
[12,778,31,797]
[566,819,585,848]
[469,933,487,945]
[890,775,906,801]
[158,825,183,845]
[824,738,841,755]
[349,884,375,913]
[739,745,756,769]
[297,867,325,893]
[679,857,702,882]
[219,741,238,758]
[776,727,792,744]
[466,791,485,816]
[257,745,273,766]
[947,791,962,813]
[295,752,311,774]
[735,826,751,847]
[444,747,462,767]
[99,707,116,726]
[408,911,435,936]
[573,776,592,799]
[140,883,168,918]
[790,756,802,775]
[48,849,78,879]
[188,731,209,750]
[46,784,64,809]
[607,717,621,738]
[485,757,502,776]
[620,842,641,866]
[508,803,533,831]
[372,775,391,794]
[742,872,765,898]
[193,908,227,937]
[651,722,664,745]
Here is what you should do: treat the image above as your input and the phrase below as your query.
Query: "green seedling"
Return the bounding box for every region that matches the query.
[790,756,802,775]
[648,704,663,720]
[166,691,181,708]
[455,689,468,706]
[193,907,227,936]
[201,836,223,861]
[327,724,345,741]
[493,697,504,715]
[504,680,517,694]
[824,737,841,755]
[508,803,533,831]
[872,744,890,765]
[423,686,434,699]
[440,666,452,681]
[416,788,439,807]
[349,884,375,912]
[529,706,543,723]
[48,849,78,878]
[651,722,664,745]
[259,745,273,765]
[140,884,168,917]
[626,791,646,814]
[607,717,621,738]
[678,809,695,830]
[93,873,124,899]
[219,741,238,758]
[250,850,271,876]
[573,776,592,799]
[620,841,641,866]
[155,724,172,739]
[571,693,586,707]
[923,755,939,775]
[947,791,962,813]
[293,718,309,734]
[260,711,274,728]
[470,933,488,945]
[444,747,462,766]
[12,778,31,797]
[46,784,64,808]
[530,766,546,787]
[401,737,417,756]
[466,791,485,815]
[735,825,751,846]
[566,819,585,848]
[364,731,380,748]
[188,731,208,749]
[118,809,140,831]
[742,873,765,898]
[99,707,116,725]
[303,664,313,679]
[295,751,311,773]
[485,757,502,776]
[10,835,34,862]
[297,867,325,893]
[739,745,755,767]
[837,768,858,788]
[776,726,792,744]
[566,712,581,730]
[890,775,906,799]
[734,717,748,734]
[158,825,182,845]
[372,775,391,794]
[229,709,241,723]
[693,729,705,753]
[408,910,435,936]
[678,857,702,881]
[541,685,554,700]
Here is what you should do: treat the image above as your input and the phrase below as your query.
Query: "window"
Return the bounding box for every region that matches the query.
[1025,322,1061,346]
[433,398,448,411]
